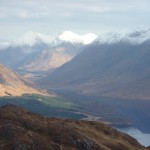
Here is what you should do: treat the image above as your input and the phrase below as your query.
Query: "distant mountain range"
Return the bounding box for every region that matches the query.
[0,31,97,79]
[0,27,150,100]
[40,27,150,100]
[0,64,42,96]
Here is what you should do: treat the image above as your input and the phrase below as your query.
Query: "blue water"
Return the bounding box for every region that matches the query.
[118,127,150,147]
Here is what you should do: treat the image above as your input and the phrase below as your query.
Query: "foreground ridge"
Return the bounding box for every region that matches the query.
[0,104,148,150]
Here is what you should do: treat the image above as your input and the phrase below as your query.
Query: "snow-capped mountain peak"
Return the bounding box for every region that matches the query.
[3,27,150,48]
[58,31,97,45]
[11,31,54,47]
[96,26,150,45]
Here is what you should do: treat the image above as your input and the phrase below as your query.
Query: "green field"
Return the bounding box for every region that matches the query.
[0,94,86,120]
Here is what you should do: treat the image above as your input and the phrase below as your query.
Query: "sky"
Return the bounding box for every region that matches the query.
[0,0,150,40]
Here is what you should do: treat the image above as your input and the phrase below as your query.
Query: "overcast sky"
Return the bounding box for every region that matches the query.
[0,0,150,39]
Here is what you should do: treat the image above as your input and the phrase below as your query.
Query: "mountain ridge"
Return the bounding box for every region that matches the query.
[1,27,150,49]
[1,30,97,48]
[96,27,150,44]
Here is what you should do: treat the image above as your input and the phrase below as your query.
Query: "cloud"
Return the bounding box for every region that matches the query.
[0,0,150,19]
[61,4,111,13]
[0,13,7,18]
[19,11,28,18]
[0,0,150,39]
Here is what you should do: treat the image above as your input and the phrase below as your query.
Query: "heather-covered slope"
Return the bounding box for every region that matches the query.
[0,105,148,150]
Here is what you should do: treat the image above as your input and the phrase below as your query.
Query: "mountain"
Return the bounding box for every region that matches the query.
[0,32,53,70]
[0,104,148,150]
[57,31,97,45]
[0,64,41,96]
[11,31,54,47]
[0,31,97,79]
[97,26,150,44]
[40,27,150,100]
[10,31,97,47]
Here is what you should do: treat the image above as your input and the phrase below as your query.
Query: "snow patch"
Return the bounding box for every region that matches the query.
[58,31,97,45]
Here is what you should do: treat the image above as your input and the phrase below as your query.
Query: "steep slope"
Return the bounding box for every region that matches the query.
[20,42,84,74]
[0,64,41,96]
[0,104,148,150]
[40,28,150,100]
